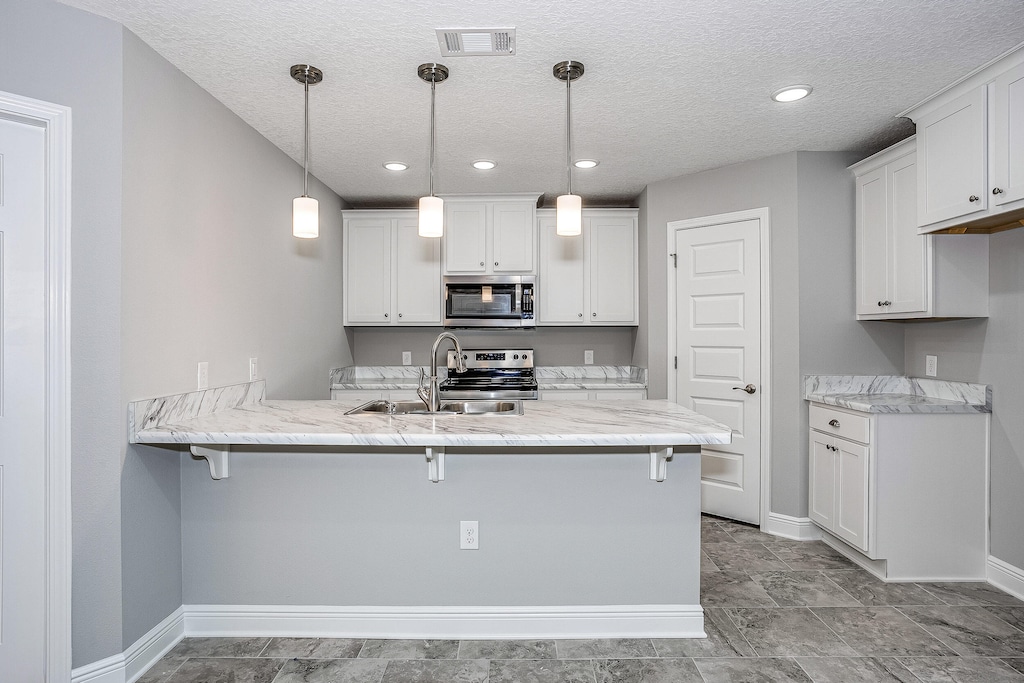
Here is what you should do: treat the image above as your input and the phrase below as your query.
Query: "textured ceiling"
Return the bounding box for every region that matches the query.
[59,0,1024,207]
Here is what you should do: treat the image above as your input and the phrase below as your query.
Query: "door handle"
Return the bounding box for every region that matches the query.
[732,384,756,394]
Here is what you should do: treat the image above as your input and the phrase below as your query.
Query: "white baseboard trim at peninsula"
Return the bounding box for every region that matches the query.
[765,513,821,541]
[70,607,184,683]
[182,604,706,640]
[988,556,1024,601]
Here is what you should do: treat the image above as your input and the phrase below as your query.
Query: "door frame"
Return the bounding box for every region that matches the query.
[0,90,72,680]
[666,207,772,529]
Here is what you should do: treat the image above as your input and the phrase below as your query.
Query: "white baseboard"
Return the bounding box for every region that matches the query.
[182,604,706,639]
[765,513,821,541]
[71,607,184,683]
[988,556,1024,601]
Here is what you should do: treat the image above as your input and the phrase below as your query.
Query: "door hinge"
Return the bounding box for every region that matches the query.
[674,356,678,369]
[670,252,677,268]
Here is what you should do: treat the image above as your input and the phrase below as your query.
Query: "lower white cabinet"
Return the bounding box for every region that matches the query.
[807,402,988,580]
[539,389,647,400]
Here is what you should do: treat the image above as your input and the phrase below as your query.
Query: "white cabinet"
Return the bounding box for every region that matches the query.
[443,195,539,274]
[851,138,988,320]
[538,208,638,325]
[807,402,988,581]
[905,46,1024,233]
[343,211,441,326]
[538,389,646,400]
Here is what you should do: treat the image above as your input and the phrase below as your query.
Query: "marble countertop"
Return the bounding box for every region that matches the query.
[330,365,648,391]
[804,375,991,414]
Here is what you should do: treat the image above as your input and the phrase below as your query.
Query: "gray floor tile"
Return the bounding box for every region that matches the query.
[379,659,488,682]
[822,570,946,606]
[593,658,703,682]
[897,656,1024,682]
[164,658,284,683]
[651,608,755,658]
[166,637,272,658]
[919,582,1024,606]
[261,637,365,658]
[701,570,778,608]
[750,570,861,607]
[724,607,858,657]
[458,639,556,659]
[274,658,389,683]
[718,521,781,544]
[988,606,1024,631]
[702,542,790,572]
[794,656,919,682]
[488,659,595,683]
[357,639,459,659]
[810,606,957,657]
[1006,659,1024,676]
[135,656,187,683]
[897,605,1024,656]
[702,523,736,544]
[767,541,859,570]
[693,656,813,682]
[701,550,720,571]
[555,639,657,659]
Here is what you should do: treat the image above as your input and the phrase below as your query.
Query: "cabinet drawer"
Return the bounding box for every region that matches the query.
[809,404,870,444]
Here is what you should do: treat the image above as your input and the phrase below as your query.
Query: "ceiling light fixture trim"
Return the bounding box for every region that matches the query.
[418,63,449,238]
[771,84,813,102]
[554,60,584,237]
[383,162,408,171]
[291,64,323,239]
[472,160,496,170]
[574,159,599,169]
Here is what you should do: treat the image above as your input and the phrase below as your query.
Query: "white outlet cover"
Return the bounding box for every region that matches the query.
[197,361,209,389]
[460,520,479,550]
[584,350,594,365]
[402,351,412,366]
[925,355,938,377]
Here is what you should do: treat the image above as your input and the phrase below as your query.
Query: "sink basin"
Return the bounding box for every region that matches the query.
[345,399,523,416]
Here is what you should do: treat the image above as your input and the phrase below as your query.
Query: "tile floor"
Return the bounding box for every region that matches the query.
[138,515,1024,682]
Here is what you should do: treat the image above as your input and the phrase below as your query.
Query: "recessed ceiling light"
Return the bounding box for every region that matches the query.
[771,85,813,103]
[574,159,599,169]
[383,162,408,171]
[472,160,496,170]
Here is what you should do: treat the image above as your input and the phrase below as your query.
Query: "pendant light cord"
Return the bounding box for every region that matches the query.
[303,78,310,197]
[565,74,573,196]
[429,78,436,198]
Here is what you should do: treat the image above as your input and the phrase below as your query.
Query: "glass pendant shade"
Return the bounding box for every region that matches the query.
[293,196,319,238]
[556,193,582,236]
[418,195,444,238]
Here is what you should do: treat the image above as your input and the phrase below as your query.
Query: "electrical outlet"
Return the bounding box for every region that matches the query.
[460,521,479,550]
[402,351,412,366]
[197,361,209,389]
[584,349,594,365]
[249,357,258,381]
[925,355,938,377]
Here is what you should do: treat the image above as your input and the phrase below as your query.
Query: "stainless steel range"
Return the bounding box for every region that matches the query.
[439,348,538,400]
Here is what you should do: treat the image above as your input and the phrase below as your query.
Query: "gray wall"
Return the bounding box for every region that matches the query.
[119,30,351,646]
[904,228,1024,569]
[1,0,126,666]
[641,152,903,518]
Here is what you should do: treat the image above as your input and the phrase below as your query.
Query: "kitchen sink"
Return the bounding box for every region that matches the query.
[345,399,523,416]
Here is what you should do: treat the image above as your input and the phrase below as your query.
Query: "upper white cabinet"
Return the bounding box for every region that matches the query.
[538,208,638,325]
[442,194,539,274]
[851,138,988,320]
[904,46,1024,233]
[343,210,441,326]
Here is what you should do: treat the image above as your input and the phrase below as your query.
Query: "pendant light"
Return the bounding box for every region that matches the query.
[553,60,584,236]
[290,64,323,239]
[418,63,449,238]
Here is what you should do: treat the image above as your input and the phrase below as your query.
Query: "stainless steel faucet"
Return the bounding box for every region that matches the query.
[418,331,467,412]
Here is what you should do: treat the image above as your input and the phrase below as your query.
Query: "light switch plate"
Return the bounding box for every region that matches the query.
[584,349,594,365]
[925,355,937,377]
[249,357,258,381]
[197,361,209,389]
[402,351,412,366]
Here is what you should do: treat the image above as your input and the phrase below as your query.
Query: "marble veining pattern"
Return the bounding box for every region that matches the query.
[330,365,648,391]
[128,380,266,436]
[131,398,731,448]
[803,375,991,413]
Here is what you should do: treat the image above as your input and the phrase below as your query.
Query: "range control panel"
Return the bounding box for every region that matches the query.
[447,348,533,370]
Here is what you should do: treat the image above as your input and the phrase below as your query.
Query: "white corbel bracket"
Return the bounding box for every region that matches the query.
[191,445,230,480]
[425,446,445,483]
[649,446,673,482]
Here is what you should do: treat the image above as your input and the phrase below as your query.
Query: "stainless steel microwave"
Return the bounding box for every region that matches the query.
[443,275,535,328]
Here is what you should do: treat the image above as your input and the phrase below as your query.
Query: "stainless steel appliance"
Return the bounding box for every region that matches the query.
[439,348,538,400]
[443,275,535,328]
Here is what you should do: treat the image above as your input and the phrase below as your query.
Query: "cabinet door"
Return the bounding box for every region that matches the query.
[887,154,929,315]
[592,390,647,400]
[993,62,1024,206]
[808,432,836,532]
[538,215,586,324]
[444,202,488,273]
[538,390,590,401]
[855,166,890,315]
[345,218,391,324]
[393,218,441,324]
[835,438,870,553]
[590,216,637,324]
[916,87,987,227]
[492,201,535,272]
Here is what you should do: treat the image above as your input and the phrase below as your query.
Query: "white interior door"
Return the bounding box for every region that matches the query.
[670,215,763,524]
[0,115,47,679]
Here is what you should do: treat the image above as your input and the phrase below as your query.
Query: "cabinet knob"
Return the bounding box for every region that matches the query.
[993,187,1004,195]
[384,313,389,318]
[398,313,403,318]
[592,312,597,317]
[479,261,485,267]
[494,261,499,267]
[828,419,840,428]
[877,300,892,307]
[578,313,583,318]
[969,195,980,203]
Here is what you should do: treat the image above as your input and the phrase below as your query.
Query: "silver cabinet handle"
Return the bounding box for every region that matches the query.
[878,300,892,306]
[969,195,980,202]
[993,187,1004,195]
[732,384,756,394]
[828,419,840,428]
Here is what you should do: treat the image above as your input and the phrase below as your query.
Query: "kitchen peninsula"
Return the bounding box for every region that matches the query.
[129,380,730,639]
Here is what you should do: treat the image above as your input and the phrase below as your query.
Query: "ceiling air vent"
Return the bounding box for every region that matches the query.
[436,28,516,56]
